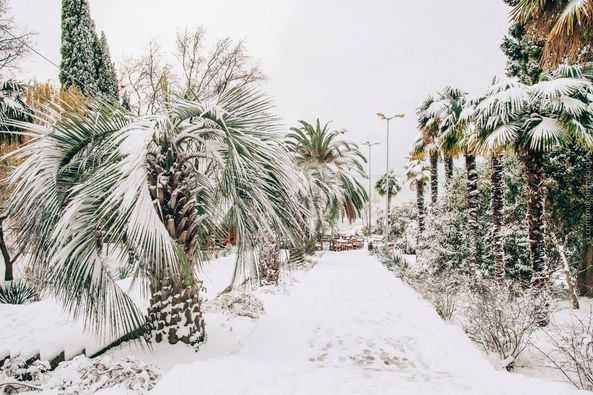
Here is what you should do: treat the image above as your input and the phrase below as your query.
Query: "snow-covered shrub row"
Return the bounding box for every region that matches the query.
[411,157,533,280]
[378,247,462,321]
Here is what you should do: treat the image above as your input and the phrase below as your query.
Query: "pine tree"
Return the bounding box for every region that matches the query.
[95,31,119,100]
[60,0,98,95]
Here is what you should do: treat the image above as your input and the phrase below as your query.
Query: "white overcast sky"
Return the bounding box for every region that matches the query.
[9,0,510,201]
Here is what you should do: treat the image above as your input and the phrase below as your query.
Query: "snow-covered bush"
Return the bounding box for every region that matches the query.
[45,356,160,395]
[463,280,543,370]
[542,310,593,391]
[426,273,463,321]
[208,292,265,319]
[0,354,49,382]
[388,203,417,254]
[0,280,38,304]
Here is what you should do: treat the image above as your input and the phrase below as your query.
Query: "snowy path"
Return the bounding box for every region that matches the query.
[152,251,584,395]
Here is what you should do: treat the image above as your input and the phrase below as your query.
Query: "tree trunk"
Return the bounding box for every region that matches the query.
[465,153,479,273]
[550,231,579,309]
[578,153,593,296]
[288,245,305,268]
[258,241,280,285]
[386,191,392,230]
[146,275,206,349]
[491,155,505,280]
[146,160,207,349]
[416,181,425,235]
[430,152,438,206]
[524,152,547,289]
[444,153,454,190]
[0,217,13,282]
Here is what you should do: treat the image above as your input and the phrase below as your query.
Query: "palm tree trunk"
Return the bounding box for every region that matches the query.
[579,153,593,296]
[465,153,479,273]
[430,152,438,206]
[416,181,425,234]
[444,153,454,189]
[288,245,305,268]
[258,240,280,285]
[524,152,547,289]
[0,216,13,281]
[387,191,392,229]
[491,155,505,280]
[145,166,206,349]
[146,275,206,348]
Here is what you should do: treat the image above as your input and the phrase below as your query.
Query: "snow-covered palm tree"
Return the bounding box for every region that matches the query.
[438,87,487,272]
[286,119,367,236]
[375,170,401,224]
[465,85,508,279]
[436,87,467,191]
[7,87,307,347]
[416,94,446,205]
[474,65,593,289]
[511,0,593,68]
[405,158,430,234]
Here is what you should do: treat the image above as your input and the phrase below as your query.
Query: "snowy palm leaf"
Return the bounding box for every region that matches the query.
[474,68,593,154]
[526,116,565,151]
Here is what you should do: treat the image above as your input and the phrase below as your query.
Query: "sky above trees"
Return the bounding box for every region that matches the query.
[9,0,509,201]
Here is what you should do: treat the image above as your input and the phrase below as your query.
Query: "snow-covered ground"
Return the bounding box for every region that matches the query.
[2,250,588,394]
[149,251,583,394]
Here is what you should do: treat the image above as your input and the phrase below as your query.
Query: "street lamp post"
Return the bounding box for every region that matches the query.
[362,141,379,236]
[376,112,405,241]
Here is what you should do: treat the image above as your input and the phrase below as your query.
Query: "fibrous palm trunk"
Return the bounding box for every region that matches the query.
[146,275,205,347]
[524,152,547,289]
[579,153,593,296]
[386,190,392,231]
[0,216,12,281]
[288,245,305,268]
[144,152,206,349]
[258,240,280,285]
[465,153,479,273]
[430,152,438,206]
[491,155,505,280]
[416,181,425,235]
[444,153,454,190]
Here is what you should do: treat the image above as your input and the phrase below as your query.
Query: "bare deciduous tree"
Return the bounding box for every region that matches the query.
[119,28,264,115]
[175,27,264,101]
[0,0,33,75]
[119,41,175,116]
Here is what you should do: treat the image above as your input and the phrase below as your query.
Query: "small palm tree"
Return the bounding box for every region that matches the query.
[375,170,401,227]
[474,65,593,289]
[511,0,593,68]
[405,158,430,235]
[7,87,306,347]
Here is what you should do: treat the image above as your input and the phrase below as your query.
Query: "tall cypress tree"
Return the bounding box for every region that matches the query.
[94,31,119,100]
[60,0,97,95]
